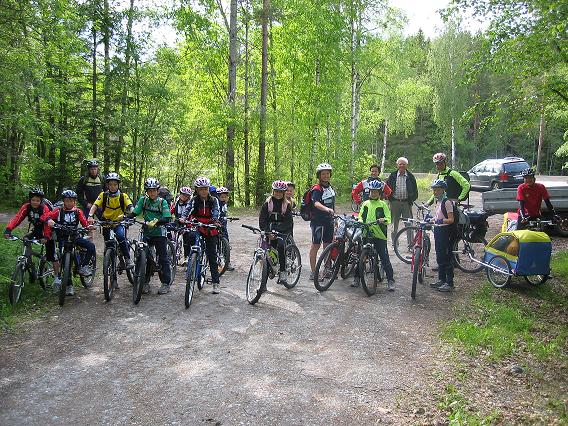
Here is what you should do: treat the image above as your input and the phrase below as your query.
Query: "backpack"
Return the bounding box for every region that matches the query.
[444,169,470,201]
[42,198,55,211]
[101,192,127,215]
[267,197,288,215]
[440,198,466,229]
[142,196,165,216]
[300,184,321,221]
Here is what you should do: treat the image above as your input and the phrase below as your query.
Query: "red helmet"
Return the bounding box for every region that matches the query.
[271,180,288,191]
[432,153,447,163]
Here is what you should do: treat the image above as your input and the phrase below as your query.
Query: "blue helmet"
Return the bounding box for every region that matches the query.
[209,185,217,194]
[431,179,447,189]
[368,180,384,191]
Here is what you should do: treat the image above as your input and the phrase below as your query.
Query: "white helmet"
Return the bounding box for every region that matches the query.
[316,163,333,176]
[193,177,211,188]
[217,186,229,194]
[271,180,288,191]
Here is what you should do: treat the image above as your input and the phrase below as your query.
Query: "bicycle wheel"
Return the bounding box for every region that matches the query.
[38,257,55,290]
[453,237,487,273]
[103,248,116,302]
[340,240,358,279]
[125,243,135,285]
[314,242,341,292]
[217,236,230,277]
[351,199,360,212]
[246,255,267,305]
[377,258,384,282]
[79,252,96,289]
[176,233,185,266]
[359,247,378,296]
[167,240,177,285]
[59,252,72,306]
[486,255,511,289]
[133,248,146,304]
[197,251,207,290]
[8,263,25,306]
[524,274,548,285]
[282,244,302,289]
[393,226,419,264]
[185,252,198,309]
[411,246,421,299]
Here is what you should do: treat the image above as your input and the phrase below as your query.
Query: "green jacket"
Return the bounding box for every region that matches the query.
[359,198,391,240]
[428,166,471,203]
[132,196,172,237]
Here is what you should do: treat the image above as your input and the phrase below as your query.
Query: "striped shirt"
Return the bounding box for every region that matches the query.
[393,172,408,200]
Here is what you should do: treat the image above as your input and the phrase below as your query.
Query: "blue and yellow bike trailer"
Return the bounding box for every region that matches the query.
[483,230,552,288]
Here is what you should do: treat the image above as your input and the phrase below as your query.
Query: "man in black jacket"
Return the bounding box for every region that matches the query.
[76,160,106,219]
[387,157,418,244]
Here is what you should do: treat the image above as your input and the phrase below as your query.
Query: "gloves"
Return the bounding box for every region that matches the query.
[116,214,124,221]
[146,218,159,228]
[435,219,444,225]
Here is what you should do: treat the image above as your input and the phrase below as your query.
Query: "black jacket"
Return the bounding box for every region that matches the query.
[386,170,418,203]
[259,197,293,235]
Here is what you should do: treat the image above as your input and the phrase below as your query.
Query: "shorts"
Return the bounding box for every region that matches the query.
[311,222,334,244]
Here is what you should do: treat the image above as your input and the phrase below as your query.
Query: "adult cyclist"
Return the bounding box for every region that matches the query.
[352,164,392,206]
[516,168,558,230]
[427,153,470,205]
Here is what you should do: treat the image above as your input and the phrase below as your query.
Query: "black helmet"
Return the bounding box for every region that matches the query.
[144,177,160,190]
[61,189,78,199]
[86,159,99,168]
[521,168,535,177]
[28,188,45,199]
[106,172,121,183]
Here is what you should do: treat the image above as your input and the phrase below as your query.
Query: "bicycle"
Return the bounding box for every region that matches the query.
[217,217,239,276]
[7,236,56,305]
[52,224,96,306]
[314,214,361,292]
[452,205,488,274]
[96,219,136,301]
[357,221,386,297]
[242,224,301,305]
[393,202,431,264]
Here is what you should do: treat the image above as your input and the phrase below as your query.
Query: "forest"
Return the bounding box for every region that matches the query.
[1,0,566,206]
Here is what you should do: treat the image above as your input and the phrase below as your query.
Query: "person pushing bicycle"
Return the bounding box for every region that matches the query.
[516,168,559,230]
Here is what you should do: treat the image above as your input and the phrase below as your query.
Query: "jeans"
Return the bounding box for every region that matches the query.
[58,237,95,267]
[103,225,130,259]
[434,226,456,286]
[188,232,220,284]
[144,235,171,285]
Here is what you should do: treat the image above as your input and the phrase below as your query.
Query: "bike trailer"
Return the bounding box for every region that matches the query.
[484,230,552,276]
[501,212,519,232]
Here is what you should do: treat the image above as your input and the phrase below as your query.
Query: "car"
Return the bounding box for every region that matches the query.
[468,157,530,191]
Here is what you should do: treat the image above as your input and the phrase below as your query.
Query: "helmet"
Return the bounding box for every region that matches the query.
[431,179,447,189]
[316,163,333,174]
[217,186,229,194]
[368,180,384,191]
[86,159,99,168]
[209,185,217,194]
[432,153,447,163]
[194,177,211,188]
[144,177,160,190]
[106,172,121,183]
[179,186,192,196]
[61,189,78,199]
[271,180,288,191]
[28,188,45,199]
[521,168,535,177]
[287,181,296,188]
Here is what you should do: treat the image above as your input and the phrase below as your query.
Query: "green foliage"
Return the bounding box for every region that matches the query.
[438,383,501,425]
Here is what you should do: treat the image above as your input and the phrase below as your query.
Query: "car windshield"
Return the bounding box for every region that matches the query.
[503,162,529,173]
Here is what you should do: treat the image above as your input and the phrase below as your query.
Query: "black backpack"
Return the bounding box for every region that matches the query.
[444,169,470,200]
[100,192,127,215]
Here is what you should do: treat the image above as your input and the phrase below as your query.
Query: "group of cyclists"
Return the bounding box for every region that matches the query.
[4,152,561,302]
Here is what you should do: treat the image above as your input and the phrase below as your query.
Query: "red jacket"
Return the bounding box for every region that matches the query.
[41,207,89,239]
[6,203,51,236]
[352,179,392,204]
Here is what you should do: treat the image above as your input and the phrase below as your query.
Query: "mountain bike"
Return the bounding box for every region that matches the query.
[242,224,301,305]
[7,236,56,305]
[357,222,386,297]
[393,202,430,264]
[52,224,96,306]
[96,219,135,301]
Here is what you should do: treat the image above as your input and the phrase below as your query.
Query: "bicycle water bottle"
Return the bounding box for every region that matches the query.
[268,248,278,271]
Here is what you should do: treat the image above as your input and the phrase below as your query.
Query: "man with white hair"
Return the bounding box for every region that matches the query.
[386,157,418,244]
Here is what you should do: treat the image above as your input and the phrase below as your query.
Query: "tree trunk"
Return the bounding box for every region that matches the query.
[269,21,279,176]
[132,57,140,198]
[243,5,251,207]
[225,0,237,196]
[91,4,98,158]
[102,0,111,174]
[451,116,456,168]
[536,111,545,174]
[349,2,360,183]
[380,119,388,174]
[255,0,269,206]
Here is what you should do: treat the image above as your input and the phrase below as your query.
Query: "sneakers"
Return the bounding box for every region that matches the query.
[351,277,360,287]
[212,283,220,294]
[158,284,170,294]
[142,282,151,294]
[52,277,62,293]
[430,280,444,288]
[309,272,315,281]
[226,264,235,271]
[181,258,188,267]
[278,271,288,285]
[387,279,395,292]
[78,265,92,276]
[125,258,135,270]
[437,283,454,292]
[66,284,75,296]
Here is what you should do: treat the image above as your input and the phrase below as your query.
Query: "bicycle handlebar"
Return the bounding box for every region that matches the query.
[52,224,92,234]
[94,219,135,228]
[241,224,287,238]
[8,236,43,245]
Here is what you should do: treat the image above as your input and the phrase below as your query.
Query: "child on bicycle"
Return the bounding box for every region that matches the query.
[259,180,293,285]
[180,177,222,294]
[42,190,96,296]
[428,179,456,292]
[216,186,235,271]
[87,172,134,270]
[128,178,172,295]
[4,188,60,288]
[357,180,395,291]
[171,186,193,263]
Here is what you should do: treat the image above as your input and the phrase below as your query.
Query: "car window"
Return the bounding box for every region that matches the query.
[504,162,530,173]
[471,163,483,172]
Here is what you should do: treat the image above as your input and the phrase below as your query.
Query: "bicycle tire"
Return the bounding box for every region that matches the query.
[359,247,378,296]
[197,251,207,290]
[133,248,146,304]
[314,242,341,292]
[393,226,419,264]
[340,240,358,279]
[185,252,198,309]
[125,243,135,285]
[524,274,548,285]
[9,263,25,306]
[167,240,177,285]
[486,254,511,289]
[79,251,96,289]
[453,237,487,273]
[282,244,302,289]
[176,233,185,266]
[59,252,72,306]
[246,255,267,305]
[217,236,230,277]
[103,248,116,302]
[411,246,421,299]
[38,256,55,290]
[377,258,384,282]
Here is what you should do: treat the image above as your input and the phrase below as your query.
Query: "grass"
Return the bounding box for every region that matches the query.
[438,383,502,425]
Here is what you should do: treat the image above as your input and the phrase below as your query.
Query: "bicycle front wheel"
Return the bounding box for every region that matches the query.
[246,255,267,305]
[59,252,72,306]
[79,252,96,289]
[9,263,25,306]
[39,257,55,290]
[185,252,198,309]
[340,240,358,279]
[217,236,230,277]
[167,240,177,285]
[125,242,135,285]
[314,242,341,292]
[103,249,116,302]
[453,237,487,273]
[359,248,378,296]
[411,246,421,299]
[283,244,302,289]
[133,248,146,304]
[393,226,419,264]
